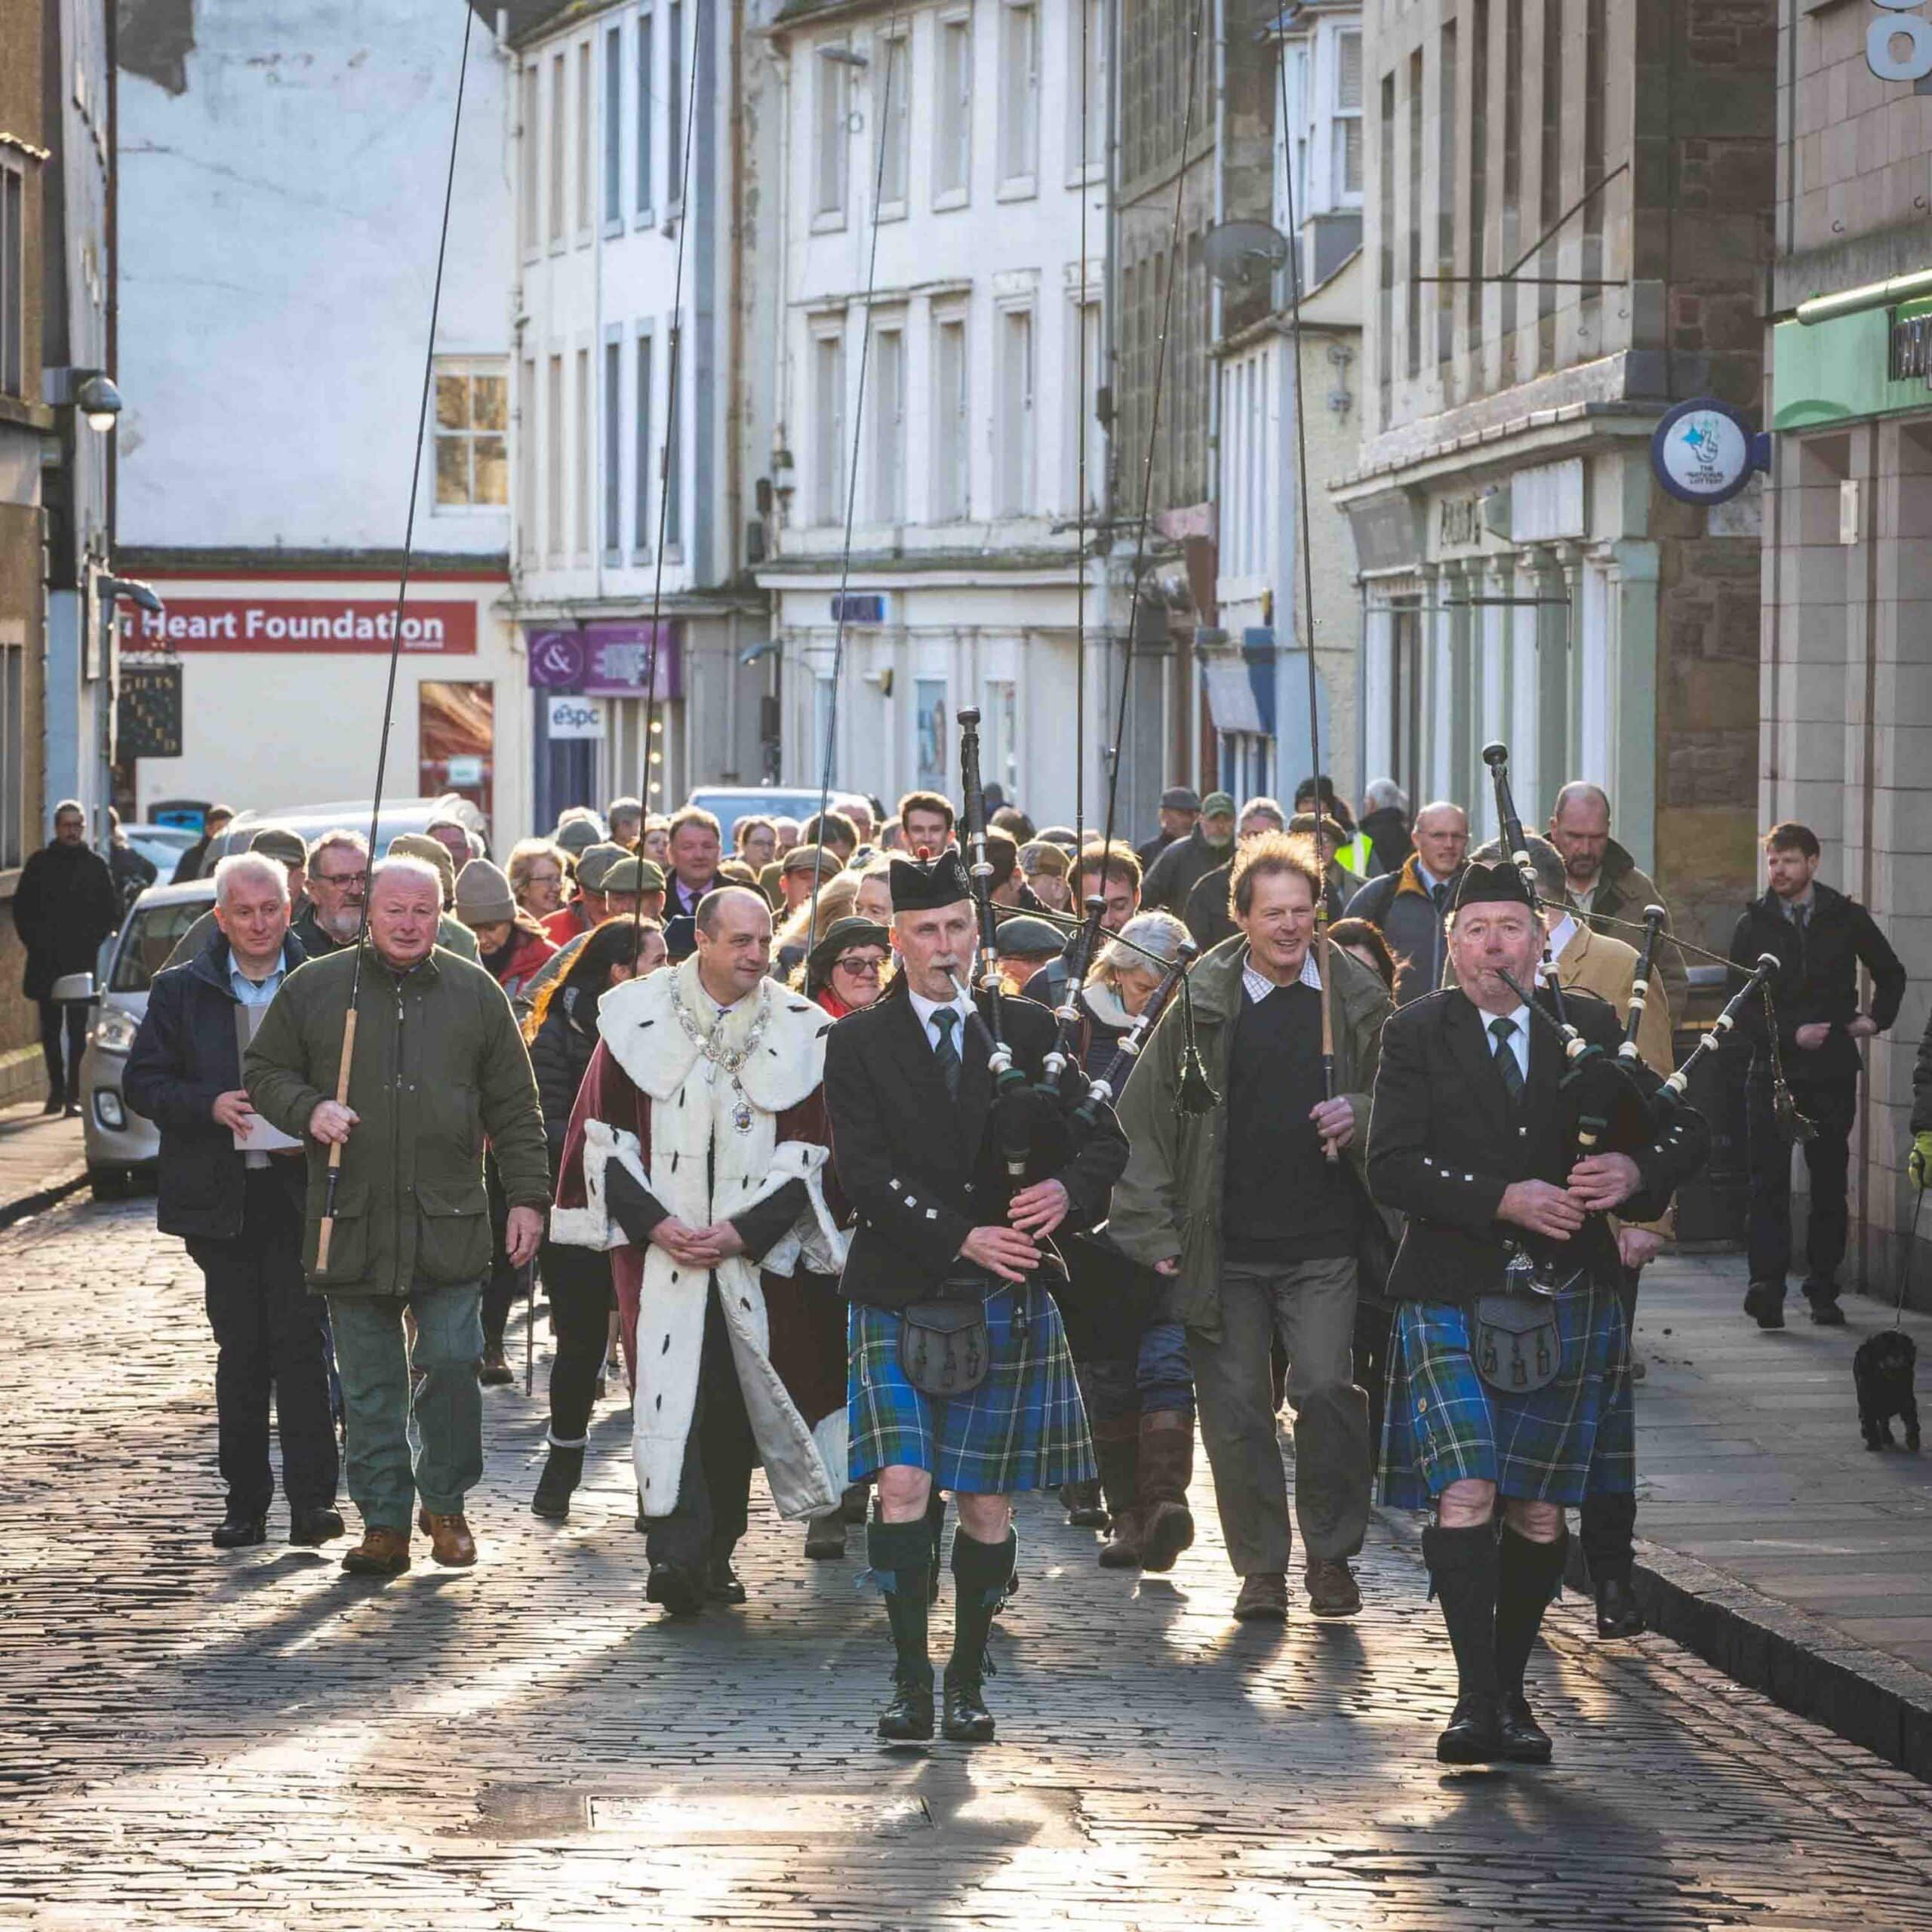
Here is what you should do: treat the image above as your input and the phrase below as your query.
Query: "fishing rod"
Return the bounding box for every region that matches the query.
[958,708,1030,1104]
[318,4,474,1269]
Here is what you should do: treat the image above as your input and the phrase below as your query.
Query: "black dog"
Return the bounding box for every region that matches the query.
[1854,1330,1921,1451]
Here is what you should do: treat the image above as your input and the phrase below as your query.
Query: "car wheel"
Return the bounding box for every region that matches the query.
[87,1164,128,1201]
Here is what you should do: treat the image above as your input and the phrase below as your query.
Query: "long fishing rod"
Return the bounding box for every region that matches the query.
[633,0,706,951]
[1275,24,1338,1159]
[806,5,906,943]
[318,2,474,1269]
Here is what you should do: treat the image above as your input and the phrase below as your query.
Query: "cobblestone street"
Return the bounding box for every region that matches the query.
[6,1194,1932,1930]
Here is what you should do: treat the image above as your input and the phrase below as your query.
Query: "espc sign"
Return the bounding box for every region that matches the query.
[1867,2,1932,83]
[546,695,606,740]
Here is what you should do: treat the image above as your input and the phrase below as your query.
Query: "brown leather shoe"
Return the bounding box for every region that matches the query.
[1232,1571,1290,1621]
[417,1509,477,1567]
[341,1525,411,1576]
[1305,1557,1363,1618]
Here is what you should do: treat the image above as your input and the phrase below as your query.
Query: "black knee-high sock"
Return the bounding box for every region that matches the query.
[924,1488,948,1602]
[1495,1524,1568,1695]
[947,1528,1016,1690]
[1423,1521,1500,1703]
[868,1515,934,1688]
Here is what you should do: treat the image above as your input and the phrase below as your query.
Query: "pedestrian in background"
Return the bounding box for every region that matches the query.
[608,796,644,852]
[245,857,550,1576]
[507,838,569,921]
[1343,801,1470,1003]
[735,815,778,872]
[1142,790,1235,915]
[1137,786,1201,874]
[1548,782,1688,1020]
[1183,797,1287,952]
[294,831,369,956]
[171,803,235,884]
[1020,840,1071,911]
[664,808,724,923]
[107,808,157,911]
[16,800,119,1114]
[165,826,309,971]
[1732,821,1906,1330]
[1354,778,1413,879]
[383,832,481,962]
[125,853,340,1552]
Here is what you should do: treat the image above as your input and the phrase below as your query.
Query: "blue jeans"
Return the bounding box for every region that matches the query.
[1084,1319,1195,1427]
[328,1284,484,1527]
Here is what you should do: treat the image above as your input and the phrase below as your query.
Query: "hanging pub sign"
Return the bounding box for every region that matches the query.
[1649,398,1771,507]
[116,663,183,760]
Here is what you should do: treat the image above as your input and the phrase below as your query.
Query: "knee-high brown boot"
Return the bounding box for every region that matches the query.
[1094,1415,1143,1568]
[1136,1409,1196,1574]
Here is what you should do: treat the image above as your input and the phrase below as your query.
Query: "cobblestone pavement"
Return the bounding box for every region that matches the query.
[7,1197,1932,1930]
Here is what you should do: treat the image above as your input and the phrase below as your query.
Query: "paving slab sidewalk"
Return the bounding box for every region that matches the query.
[1606,1247,1932,1774]
[0,1097,88,1227]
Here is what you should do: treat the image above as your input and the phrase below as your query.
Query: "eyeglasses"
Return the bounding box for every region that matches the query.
[314,869,368,888]
[834,955,884,977]
[526,869,561,887]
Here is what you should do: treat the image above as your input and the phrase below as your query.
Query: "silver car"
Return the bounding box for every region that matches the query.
[66,880,217,1199]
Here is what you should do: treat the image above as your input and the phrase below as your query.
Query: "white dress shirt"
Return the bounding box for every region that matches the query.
[907,983,974,1054]
[1487,1001,1533,1084]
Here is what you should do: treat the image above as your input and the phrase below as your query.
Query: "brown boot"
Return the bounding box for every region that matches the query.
[417,1509,478,1567]
[1136,1409,1196,1574]
[1093,1415,1143,1568]
[341,1525,411,1577]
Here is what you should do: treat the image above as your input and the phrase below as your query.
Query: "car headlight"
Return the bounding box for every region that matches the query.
[92,1009,138,1054]
[94,1091,126,1131]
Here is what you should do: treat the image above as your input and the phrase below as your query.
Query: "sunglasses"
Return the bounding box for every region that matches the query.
[833,955,885,976]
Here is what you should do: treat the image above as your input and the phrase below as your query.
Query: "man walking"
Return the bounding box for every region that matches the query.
[826,850,1128,1743]
[1181,797,1287,951]
[1112,832,1391,1622]
[1548,781,1687,1017]
[1142,791,1236,915]
[125,854,340,1551]
[664,808,724,921]
[1731,822,1906,1328]
[245,857,550,1575]
[16,801,120,1113]
[1137,786,1201,872]
[1343,801,1470,1002]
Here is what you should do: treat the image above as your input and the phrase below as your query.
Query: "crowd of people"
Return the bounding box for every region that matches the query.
[88,759,1923,1766]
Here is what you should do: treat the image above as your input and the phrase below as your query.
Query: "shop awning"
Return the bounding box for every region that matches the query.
[1203,662,1266,737]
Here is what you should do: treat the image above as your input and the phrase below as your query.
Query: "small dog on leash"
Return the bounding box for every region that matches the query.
[1854,1330,1921,1451]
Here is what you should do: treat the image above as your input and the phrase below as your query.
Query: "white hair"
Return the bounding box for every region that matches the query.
[307,827,368,865]
[1094,909,1189,980]
[1362,777,1407,814]
[214,852,289,908]
[1238,795,1285,829]
[369,855,444,900]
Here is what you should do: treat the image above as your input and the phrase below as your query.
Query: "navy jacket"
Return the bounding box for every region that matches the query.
[124,928,308,1241]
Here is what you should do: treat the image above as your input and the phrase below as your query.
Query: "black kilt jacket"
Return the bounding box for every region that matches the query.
[823,983,1129,1313]
[1366,984,1709,1310]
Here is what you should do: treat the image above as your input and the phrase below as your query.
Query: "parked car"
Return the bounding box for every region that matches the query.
[63,880,216,1198]
[121,822,197,882]
[685,786,843,848]
[182,794,492,880]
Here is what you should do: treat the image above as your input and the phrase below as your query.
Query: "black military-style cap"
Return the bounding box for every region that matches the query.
[1451,858,1535,913]
[889,848,975,913]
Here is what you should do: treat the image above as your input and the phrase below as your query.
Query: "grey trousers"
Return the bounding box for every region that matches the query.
[1188,1255,1371,1574]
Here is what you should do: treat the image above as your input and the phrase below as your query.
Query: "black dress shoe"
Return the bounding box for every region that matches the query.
[1743,1281,1786,1330]
[1497,1691,1554,1764]
[211,1508,268,1549]
[1435,1694,1504,1764]
[645,1561,705,1617]
[706,1555,747,1604]
[1806,1294,1847,1327]
[877,1673,935,1742]
[941,1677,995,1744]
[288,1506,346,1547]
[1595,1574,1647,1638]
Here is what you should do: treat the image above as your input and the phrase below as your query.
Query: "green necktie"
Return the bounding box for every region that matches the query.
[932,1006,962,1102]
[1490,1014,1524,1105]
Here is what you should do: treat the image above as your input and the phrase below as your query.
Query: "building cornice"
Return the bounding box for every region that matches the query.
[115,547,511,581]
[1331,399,1658,502]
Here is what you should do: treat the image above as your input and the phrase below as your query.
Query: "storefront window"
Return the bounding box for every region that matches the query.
[420,681,495,825]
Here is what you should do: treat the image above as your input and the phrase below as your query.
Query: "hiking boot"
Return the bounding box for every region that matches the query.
[1232,1571,1289,1622]
[1305,1557,1362,1618]
[478,1344,515,1386]
[417,1509,477,1567]
[341,1525,411,1576]
[1743,1280,1785,1330]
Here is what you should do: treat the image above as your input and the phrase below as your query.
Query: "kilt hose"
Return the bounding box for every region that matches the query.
[848,1279,1096,1494]
[1379,1278,1634,1510]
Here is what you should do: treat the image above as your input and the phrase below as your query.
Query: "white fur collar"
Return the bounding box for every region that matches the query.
[596,961,833,1112]
[1079,980,1133,1030]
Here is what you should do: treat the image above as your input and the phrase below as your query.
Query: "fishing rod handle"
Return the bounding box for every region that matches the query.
[315,1007,359,1272]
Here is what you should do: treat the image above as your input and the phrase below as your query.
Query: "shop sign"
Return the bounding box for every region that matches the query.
[1649,398,1768,507]
[118,596,477,654]
[116,663,183,759]
[524,621,681,699]
[546,695,606,740]
[1888,304,1932,382]
[831,593,890,624]
[1866,2,1932,83]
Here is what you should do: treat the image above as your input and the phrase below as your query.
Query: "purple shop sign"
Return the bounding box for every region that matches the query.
[526,621,681,698]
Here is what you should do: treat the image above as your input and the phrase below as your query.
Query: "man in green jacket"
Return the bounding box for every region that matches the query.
[245,856,549,1577]
[1111,832,1393,1624]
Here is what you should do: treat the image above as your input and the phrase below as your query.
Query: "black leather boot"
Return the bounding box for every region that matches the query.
[531,1443,584,1521]
[1595,1573,1646,1638]
[869,1517,934,1741]
[1423,1521,1503,1764]
[212,1503,268,1549]
[944,1527,1014,1743]
[1494,1525,1567,1764]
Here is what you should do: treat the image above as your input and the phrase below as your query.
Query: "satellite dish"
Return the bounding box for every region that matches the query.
[1204,220,1291,291]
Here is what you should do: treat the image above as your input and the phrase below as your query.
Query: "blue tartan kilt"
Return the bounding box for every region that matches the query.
[1379,1278,1634,1510]
[848,1280,1097,1496]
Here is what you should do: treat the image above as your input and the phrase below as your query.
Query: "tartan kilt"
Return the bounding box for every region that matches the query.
[848,1280,1097,1495]
[1379,1278,1634,1509]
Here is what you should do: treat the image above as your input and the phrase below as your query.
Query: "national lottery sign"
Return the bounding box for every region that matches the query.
[1649,398,1767,509]
[118,595,478,654]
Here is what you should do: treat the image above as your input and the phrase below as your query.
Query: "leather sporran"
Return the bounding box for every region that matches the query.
[1472,1294,1561,1395]
[899,1271,995,1397]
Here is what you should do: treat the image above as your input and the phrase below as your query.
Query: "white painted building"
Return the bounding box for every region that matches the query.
[506,0,772,826]
[755,0,1114,824]
[115,3,531,842]
[1208,0,1364,807]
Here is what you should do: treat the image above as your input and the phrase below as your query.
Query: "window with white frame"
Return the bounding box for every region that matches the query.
[664,321,684,551]
[548,53,567,248]
[998,1,1038,190]
[934,15,972,203]
[518,63,540,255]
[604,24,623,226]
[632,330,654,555]
[603,337,623,558]
[667,0,685,195]
[1067,0,1106,174]
[434,362,509,509]
[814,43,851,222]
[576,40,593,236]
[546,353,565,558]
[1066,296,1102,513]
[874,29,910,213]
[1334,28,1363,200]
[932,311,970,519]
[575,346,592,556]
[871,324,907,522]
[812,325,848,525]
[996,307,1034,515]
[635,4,654,214]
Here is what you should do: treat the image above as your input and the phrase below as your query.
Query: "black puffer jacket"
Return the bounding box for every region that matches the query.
[528,984,600,1171]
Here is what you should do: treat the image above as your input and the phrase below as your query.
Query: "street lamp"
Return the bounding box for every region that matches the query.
[72,372,124,434]
[100,574,162,616]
